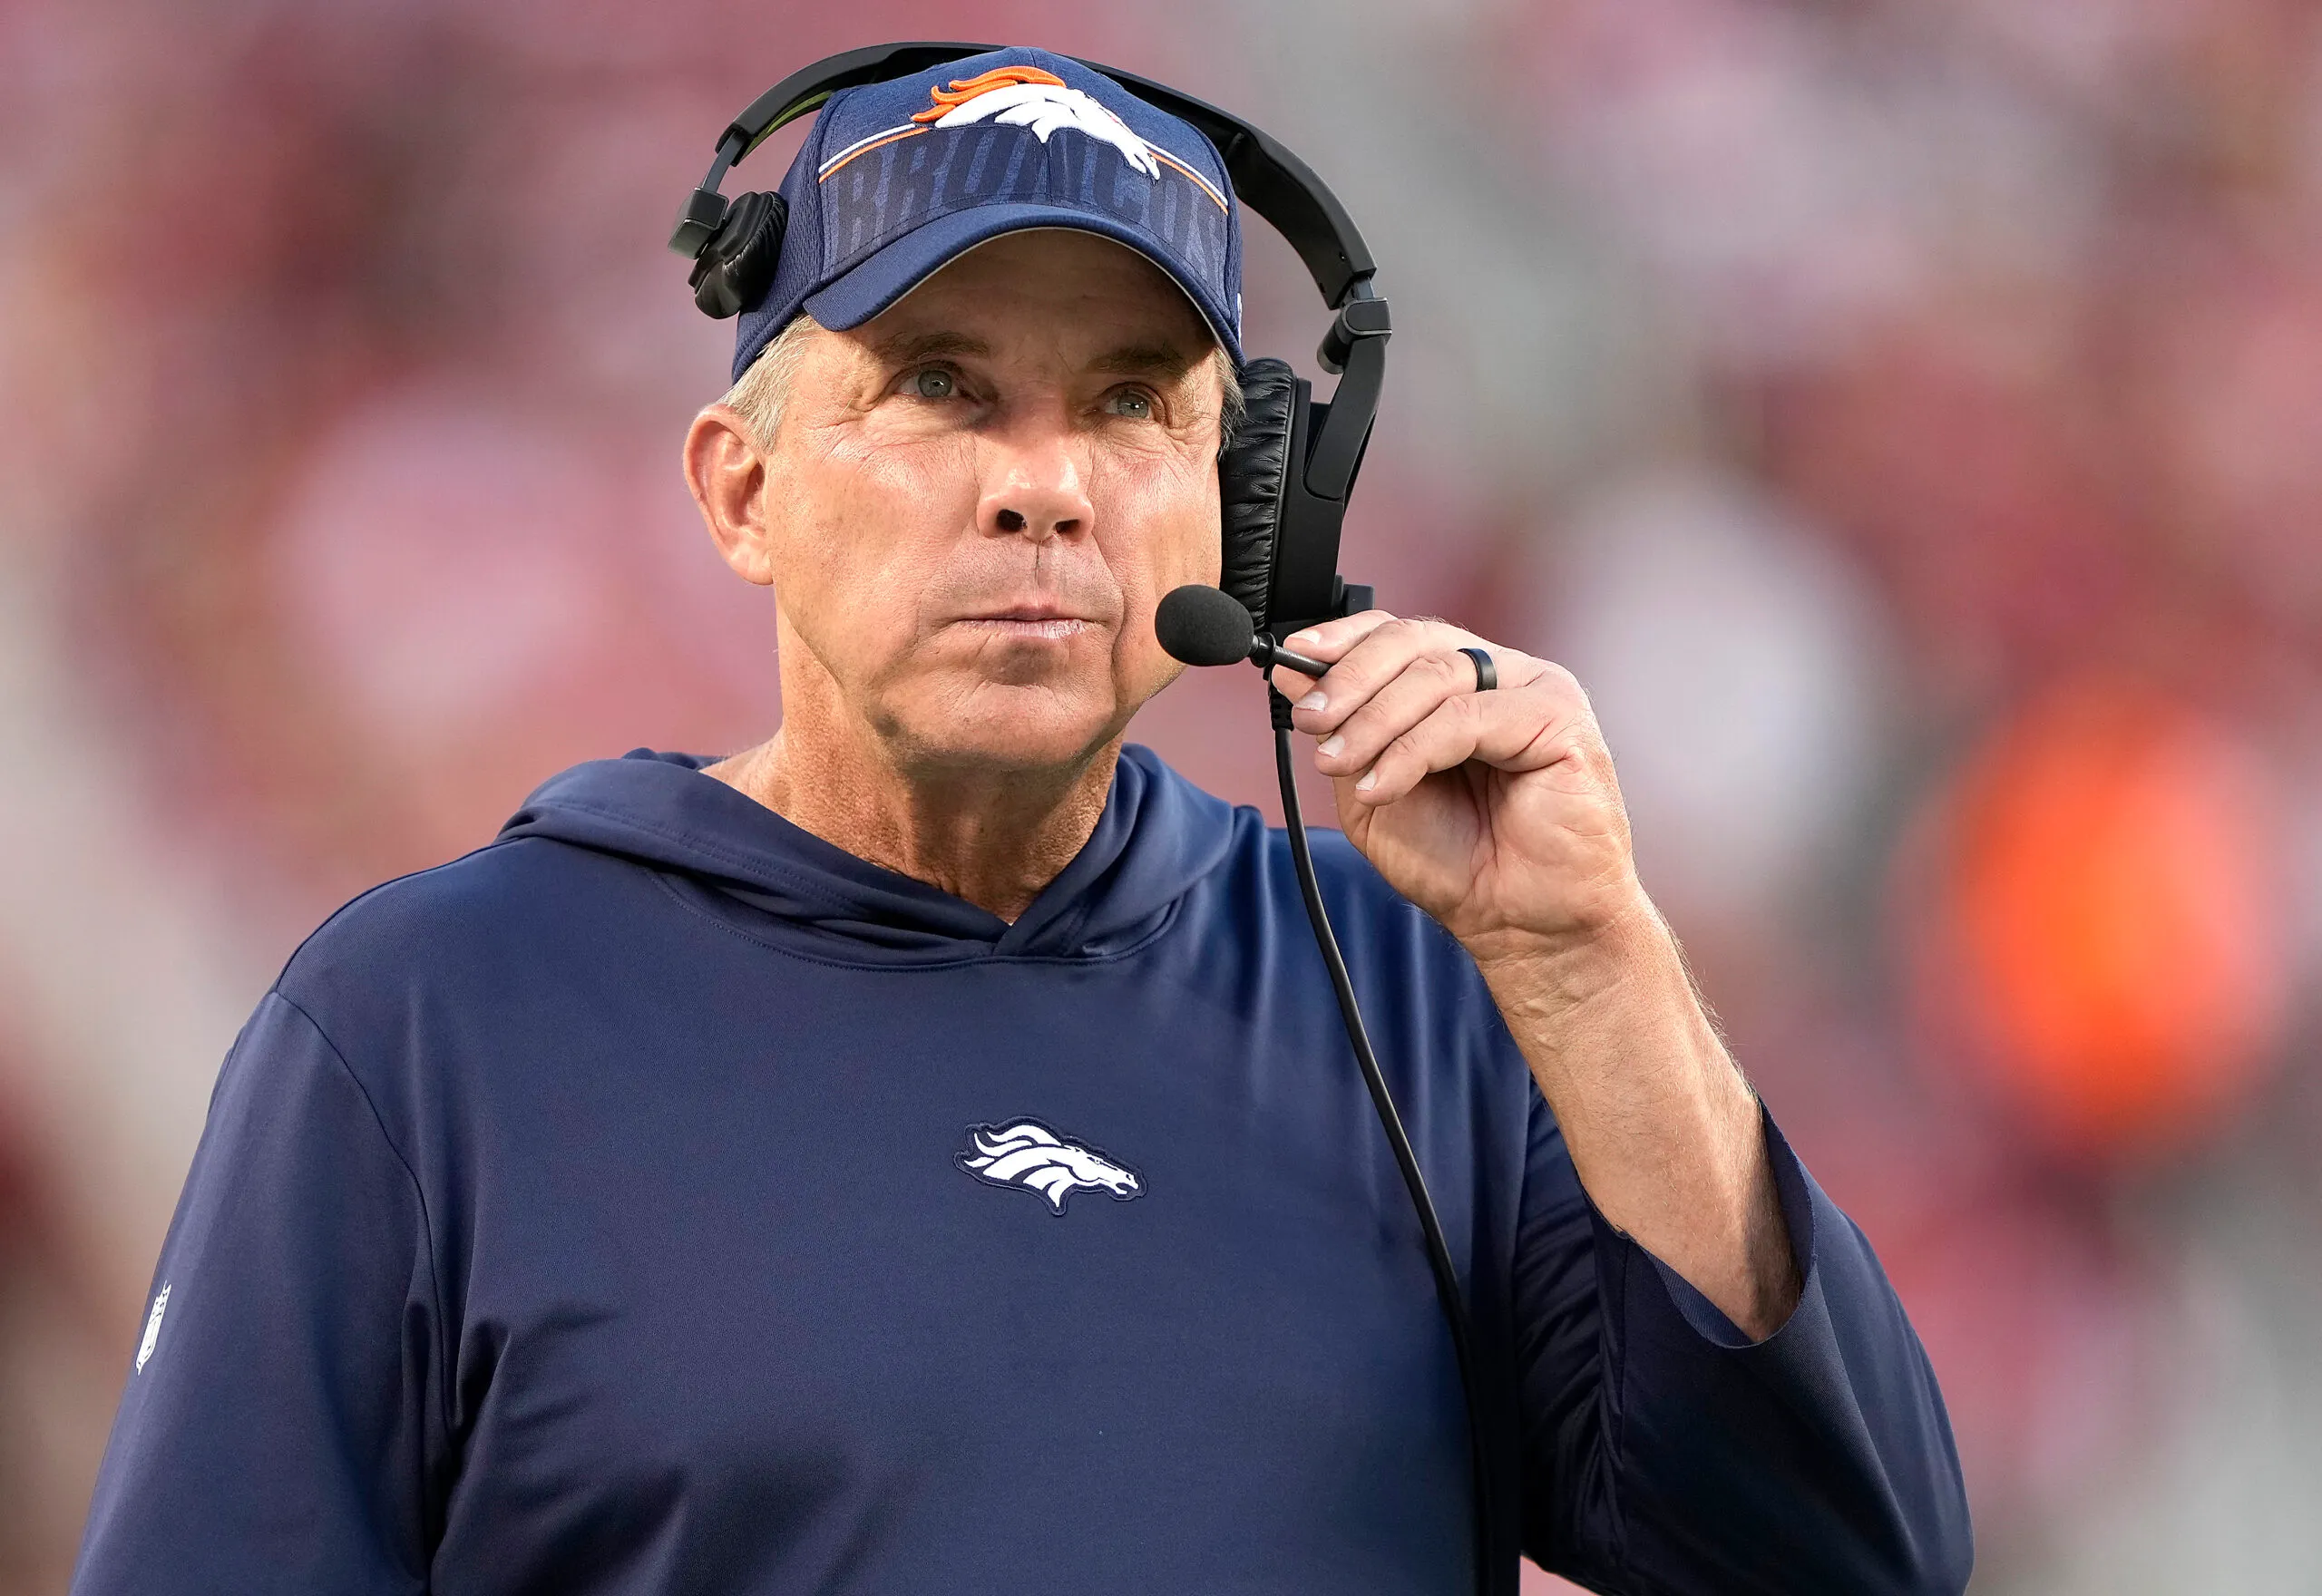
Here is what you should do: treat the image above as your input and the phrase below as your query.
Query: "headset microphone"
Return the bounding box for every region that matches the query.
[1155,583,1330,676]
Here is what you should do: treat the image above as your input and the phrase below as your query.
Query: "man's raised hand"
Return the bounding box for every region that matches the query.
[1268,611,1647,967]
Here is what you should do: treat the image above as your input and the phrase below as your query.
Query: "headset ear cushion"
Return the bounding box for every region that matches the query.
[689,190,788,320]
[1218,357,1298,631]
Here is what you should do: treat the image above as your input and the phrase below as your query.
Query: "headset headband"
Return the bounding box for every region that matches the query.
[692,43,1378,309]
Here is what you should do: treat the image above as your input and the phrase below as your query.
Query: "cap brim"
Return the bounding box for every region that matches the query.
[801,202,1244,365]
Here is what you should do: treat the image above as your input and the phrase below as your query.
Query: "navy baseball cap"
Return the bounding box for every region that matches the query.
[730,46,1244,382]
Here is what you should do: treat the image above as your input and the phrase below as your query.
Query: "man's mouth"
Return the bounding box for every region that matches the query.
[951,605,1099,641]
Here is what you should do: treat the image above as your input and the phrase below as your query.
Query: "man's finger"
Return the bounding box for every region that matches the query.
[1264,608,1396,697]
[1347,677,1588,805]
[1286,616,1488,734]
[1279,608,1398,662]
[1312,648,1534,781]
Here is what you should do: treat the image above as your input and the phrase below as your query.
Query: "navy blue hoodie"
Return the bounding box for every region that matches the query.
[73,745,1970,1594]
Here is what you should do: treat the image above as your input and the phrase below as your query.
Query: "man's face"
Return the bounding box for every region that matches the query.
[746,230,1226,776]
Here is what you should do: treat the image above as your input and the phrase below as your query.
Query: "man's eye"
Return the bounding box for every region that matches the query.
[1102,387,1155,420]
[909,368,956,400]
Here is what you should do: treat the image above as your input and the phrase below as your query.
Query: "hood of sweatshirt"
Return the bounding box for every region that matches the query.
[495,743,1239,964]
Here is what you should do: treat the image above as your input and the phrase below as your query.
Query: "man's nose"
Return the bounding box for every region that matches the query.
[977,433,1095,543]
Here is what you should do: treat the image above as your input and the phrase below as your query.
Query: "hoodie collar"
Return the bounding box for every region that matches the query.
[496,744,1234,962]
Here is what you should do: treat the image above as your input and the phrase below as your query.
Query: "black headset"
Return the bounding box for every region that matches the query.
[667,42,1390,640]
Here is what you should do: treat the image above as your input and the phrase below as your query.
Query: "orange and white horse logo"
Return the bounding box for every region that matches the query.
[818,63,1228,213]
[910,65,1162,180]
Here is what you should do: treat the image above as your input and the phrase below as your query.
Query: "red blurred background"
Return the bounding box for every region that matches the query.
[4,0,2320,1589]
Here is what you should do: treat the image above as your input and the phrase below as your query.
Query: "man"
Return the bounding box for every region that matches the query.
[73,47,1970,1595]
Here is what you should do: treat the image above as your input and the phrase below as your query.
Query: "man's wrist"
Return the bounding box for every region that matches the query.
[1462,886,1676,1027]
[1467,886,1751,1148]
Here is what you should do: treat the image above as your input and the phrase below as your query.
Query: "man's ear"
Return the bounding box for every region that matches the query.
[684,404,777,588]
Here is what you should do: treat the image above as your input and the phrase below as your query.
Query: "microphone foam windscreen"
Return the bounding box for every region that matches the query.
[1154,585,1255,667]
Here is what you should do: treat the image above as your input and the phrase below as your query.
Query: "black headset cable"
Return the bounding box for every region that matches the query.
[1267,683,1495,1596]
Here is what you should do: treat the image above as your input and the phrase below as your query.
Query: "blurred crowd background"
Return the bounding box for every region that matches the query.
[4,0,2320,1589]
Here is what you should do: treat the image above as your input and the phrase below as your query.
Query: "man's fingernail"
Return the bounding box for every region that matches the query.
[1296,691,1327,712]
[1287,631,1320,648]
[1355,769,1377,792]
[1318,735,1345,757]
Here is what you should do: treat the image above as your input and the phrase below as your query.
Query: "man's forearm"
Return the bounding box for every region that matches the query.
[1475,902,1801,1339]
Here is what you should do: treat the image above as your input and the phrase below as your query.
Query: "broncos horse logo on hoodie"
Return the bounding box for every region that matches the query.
[957,1119,1146,1214]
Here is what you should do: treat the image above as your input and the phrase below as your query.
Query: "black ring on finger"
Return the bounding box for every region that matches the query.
[1459,647,1497,692]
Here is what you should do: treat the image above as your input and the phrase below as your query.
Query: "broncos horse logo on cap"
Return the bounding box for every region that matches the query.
[910,65,1161,180]
[957,1118,1146,1214]
[817,64,1227,210]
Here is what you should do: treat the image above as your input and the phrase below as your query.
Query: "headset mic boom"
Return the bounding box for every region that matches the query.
[1156,584,1332,676]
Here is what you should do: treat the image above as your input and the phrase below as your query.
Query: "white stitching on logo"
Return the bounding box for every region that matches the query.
[928,83,1163,180]
[957,1120,1145,1214]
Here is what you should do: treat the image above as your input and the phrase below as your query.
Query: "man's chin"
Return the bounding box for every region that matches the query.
[882,681,1130,778]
